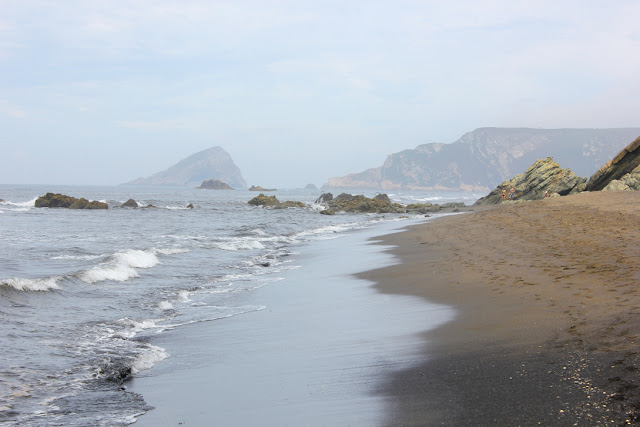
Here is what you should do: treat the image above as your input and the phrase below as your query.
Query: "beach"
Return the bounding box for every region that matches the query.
[129,218,454,426]
[362,191,640,425]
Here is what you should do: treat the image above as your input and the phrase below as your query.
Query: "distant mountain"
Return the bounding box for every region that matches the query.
[323,128,640,192]
[124,147,247,189]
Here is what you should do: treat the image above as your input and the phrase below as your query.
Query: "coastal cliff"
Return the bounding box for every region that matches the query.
[324,128,640,192]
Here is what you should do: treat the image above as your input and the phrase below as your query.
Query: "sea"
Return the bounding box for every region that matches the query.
[0,185,481,426]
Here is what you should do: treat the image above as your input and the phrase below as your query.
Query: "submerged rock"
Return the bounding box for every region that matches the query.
[35,193,108,210]
[474,158,586,205]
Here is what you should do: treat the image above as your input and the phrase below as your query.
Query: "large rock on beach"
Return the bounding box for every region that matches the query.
[474,158,586,205]
[197,179,234,190]
[586,136,640,191]
[601,164,640,191]
[35,193,108,209]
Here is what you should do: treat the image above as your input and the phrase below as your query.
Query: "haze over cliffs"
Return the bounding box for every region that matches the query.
[124,146,247,189]
[324,128,640,192]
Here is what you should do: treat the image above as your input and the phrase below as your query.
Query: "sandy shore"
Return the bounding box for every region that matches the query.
[361,191,640,425]
[129,220,453,426]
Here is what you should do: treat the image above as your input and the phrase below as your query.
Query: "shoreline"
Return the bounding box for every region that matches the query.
[129,219,453,426]
[360,191,640,425]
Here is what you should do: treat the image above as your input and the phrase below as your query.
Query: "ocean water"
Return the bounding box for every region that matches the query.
[0,185,480,426]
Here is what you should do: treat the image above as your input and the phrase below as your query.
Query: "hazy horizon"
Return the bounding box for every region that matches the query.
[2,1,639,188]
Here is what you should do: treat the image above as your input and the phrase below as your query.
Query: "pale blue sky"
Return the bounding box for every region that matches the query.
[1,0,639,187]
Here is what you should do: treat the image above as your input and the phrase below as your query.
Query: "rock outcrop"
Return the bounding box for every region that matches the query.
[249,185,277,192]
[474,158,586,205]
[315,193,468,214]
[35,193,108,209]
[197,179,234,190]
[323,193,405,214]
[124,146,247,189]
[247,194,305,209]
[585,136,640,191]
[324,128,640,192]
[121,199,138,208]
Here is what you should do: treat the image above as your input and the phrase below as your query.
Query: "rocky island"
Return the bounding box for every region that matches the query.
[249,185,277,192]
[197,179,234,190]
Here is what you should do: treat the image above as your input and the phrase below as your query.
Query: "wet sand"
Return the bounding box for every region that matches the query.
[361,191,640,425]
[129,220,454,427]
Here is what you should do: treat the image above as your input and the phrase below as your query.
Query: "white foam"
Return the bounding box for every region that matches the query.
[177,290,191,301]
[213,239,265,251]
[1,276,60,291]
[51,254,103,261]
[131,344,169,374]
[79,249,160,284]
[115,317,159,338]
[1,197,37,208]
[157,301,174,310]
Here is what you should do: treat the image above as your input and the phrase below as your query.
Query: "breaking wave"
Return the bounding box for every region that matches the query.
[0,276,60,291]
[79,249,160,284]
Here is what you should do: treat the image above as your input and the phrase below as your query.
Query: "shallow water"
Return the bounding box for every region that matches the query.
[0,185,477,425]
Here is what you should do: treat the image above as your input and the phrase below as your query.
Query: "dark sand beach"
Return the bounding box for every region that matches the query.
[362,191,640,425]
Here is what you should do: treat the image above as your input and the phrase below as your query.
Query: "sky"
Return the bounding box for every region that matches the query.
[1,1,639,188]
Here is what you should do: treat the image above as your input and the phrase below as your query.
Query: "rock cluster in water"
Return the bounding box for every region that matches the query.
[314,193,466,215]
[248,194,305,209]
[249,185,277,192]
[35,193,108,209]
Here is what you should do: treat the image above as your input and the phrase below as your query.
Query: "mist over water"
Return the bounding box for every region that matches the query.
[0,185,479,425]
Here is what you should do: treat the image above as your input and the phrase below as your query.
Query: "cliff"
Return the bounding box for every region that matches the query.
[324,128,640,192]
[124,146,247,189]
